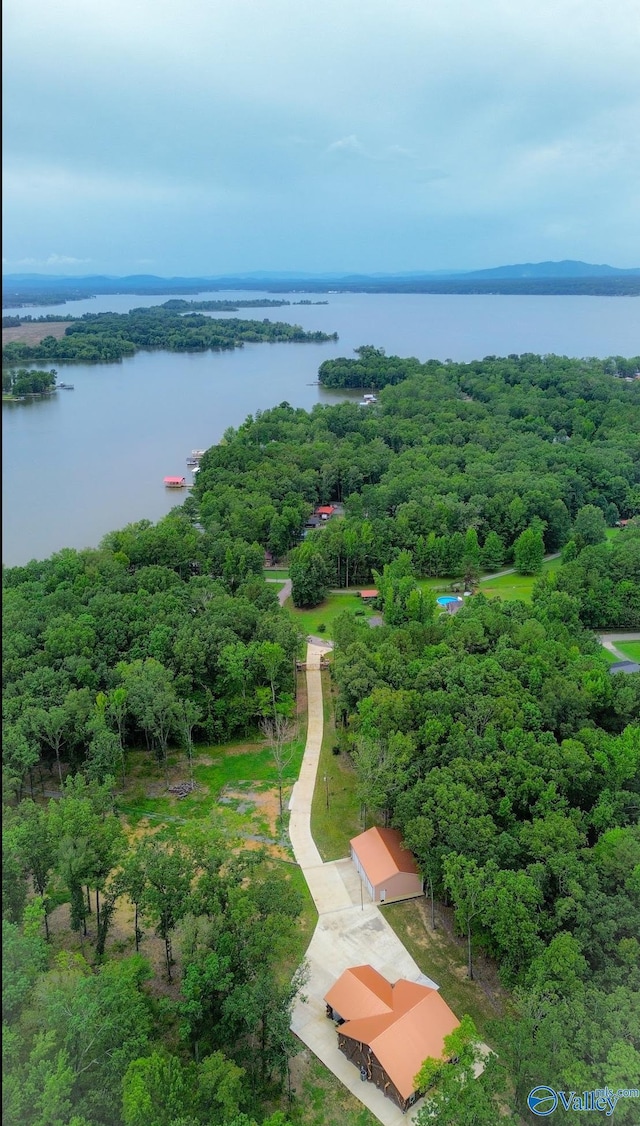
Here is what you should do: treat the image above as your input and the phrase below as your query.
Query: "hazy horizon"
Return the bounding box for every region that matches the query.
[3,0,640,276]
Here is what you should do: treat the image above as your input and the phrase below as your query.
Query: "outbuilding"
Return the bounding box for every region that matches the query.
[324,965,460,1112]
[608,660,640,675]
[350,826,423,903]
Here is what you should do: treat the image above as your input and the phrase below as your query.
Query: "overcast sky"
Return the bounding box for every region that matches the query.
[3,0,639,275]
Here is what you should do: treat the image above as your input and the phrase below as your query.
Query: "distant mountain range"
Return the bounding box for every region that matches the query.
[3,261,640,306]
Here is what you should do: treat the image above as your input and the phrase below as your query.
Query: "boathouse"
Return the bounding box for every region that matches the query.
[324,965,460,1112]
[164,476,186,488]
[350,826,423,904]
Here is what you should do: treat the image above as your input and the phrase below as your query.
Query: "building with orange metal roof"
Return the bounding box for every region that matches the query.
[325,965,460,1111]
[350,826,423,904]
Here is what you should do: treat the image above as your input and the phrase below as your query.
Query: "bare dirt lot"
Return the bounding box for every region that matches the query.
[2,322,72,346]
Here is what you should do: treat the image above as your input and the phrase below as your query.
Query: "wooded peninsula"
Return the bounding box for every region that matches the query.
[1,305,338,366]
[3,351,639,1126]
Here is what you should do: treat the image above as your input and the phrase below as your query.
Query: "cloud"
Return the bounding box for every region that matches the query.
[325,135,367,157]
[2,0,639,271]
[45,253,91,265]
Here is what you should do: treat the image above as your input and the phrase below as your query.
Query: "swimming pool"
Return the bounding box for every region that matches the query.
[437,596,460,606]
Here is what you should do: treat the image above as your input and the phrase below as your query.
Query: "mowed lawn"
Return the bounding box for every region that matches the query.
[616,640,640,662]
[286,591,377,638]
[479,555,562,601]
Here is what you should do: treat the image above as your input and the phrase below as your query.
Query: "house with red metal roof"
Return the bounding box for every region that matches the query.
[315,505,336,519]
[350,826,423,903]
[324,965,460,1112]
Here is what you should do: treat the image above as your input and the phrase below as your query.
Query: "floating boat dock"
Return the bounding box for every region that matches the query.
[186,448,206,466]
[164,476,192,488]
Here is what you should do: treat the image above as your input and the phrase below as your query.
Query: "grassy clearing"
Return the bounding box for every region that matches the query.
[118,733,305,839]
[288,1049,379,1126]
[264,568,290,579]
[310,672,365,861]
[286,591,377,638]
[479,556,561,602]
[616,640,640,662]
[381,899,510,1042]
[600,646,620,665]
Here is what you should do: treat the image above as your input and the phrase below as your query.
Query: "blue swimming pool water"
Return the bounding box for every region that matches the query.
[437,596,459,606]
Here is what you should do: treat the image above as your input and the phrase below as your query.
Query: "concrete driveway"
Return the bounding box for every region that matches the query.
[599,632,640,660]
[266,576,292,606]
[289,643,437,1126]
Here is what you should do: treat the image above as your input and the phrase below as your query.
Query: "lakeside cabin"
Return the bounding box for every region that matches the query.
[324,965,460,1112]
[164,476,187,488]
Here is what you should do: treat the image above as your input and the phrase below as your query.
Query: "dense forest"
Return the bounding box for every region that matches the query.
[1,306,338,365]
[194,353,640,615]
[3,351,639,1126]
[331,573,640,1124]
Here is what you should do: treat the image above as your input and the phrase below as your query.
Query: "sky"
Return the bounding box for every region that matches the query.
[3,0,640,276]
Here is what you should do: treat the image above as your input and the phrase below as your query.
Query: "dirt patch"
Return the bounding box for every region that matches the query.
[2,322,72,346]
[225,785,279,833]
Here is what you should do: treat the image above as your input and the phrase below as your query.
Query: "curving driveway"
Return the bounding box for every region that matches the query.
[266,576,292,606]
[599,632,640,661]
[288,643,437,1126]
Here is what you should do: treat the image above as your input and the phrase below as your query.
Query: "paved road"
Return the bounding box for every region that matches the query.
[288,643,437,1126]
[266,576,292,606]
[599,632,640,660]
[479,551,562,583]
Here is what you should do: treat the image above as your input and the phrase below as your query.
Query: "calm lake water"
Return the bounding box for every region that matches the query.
[3,290,639,565]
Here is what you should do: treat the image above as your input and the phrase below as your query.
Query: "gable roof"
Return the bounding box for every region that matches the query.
[325,967,460,1099]
[350,826,419,884]
[325,965,393,1020]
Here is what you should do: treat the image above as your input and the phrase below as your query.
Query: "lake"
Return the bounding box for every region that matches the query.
[3,290,639,566]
